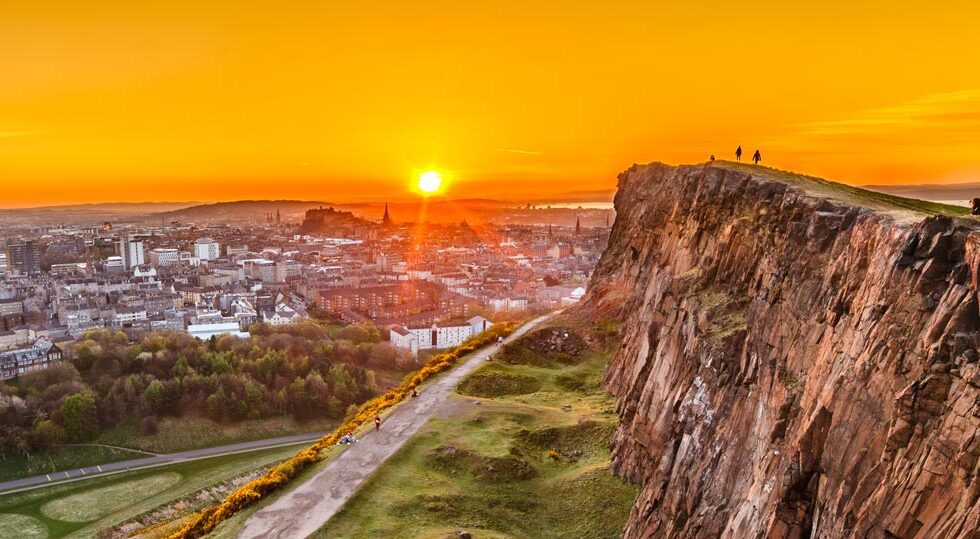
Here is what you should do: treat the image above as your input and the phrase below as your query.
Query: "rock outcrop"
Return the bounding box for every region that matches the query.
[583,162,980,538]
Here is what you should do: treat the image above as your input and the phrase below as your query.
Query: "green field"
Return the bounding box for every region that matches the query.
[314,325,639,539]
[0,443,303,538]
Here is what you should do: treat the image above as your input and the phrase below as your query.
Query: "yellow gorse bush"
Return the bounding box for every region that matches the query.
[167,322,518,539]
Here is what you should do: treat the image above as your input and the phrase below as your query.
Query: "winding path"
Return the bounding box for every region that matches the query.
[237,312,557,539]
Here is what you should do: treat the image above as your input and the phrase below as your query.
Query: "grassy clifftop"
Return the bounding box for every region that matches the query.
[712,161,971,217]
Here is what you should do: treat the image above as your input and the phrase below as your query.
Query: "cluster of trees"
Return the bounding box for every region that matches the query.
[0,320,413,459]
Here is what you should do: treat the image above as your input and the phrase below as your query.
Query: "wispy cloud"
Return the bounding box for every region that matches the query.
[0,130,33,138]
[498,148,543,155]
[797,90,980,138]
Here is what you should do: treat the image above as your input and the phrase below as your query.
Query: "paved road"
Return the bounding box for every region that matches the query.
[237,313,556,539]
[0,432,325,496]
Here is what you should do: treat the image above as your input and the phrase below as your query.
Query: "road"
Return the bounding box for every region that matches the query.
[0,432,325,496]
[238,313,557,539]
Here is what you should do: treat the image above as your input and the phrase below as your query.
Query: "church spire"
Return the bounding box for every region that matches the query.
[575,216,581,236]
[381,203,392,226]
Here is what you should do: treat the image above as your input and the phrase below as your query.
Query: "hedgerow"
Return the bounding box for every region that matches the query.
[166,321,518,539]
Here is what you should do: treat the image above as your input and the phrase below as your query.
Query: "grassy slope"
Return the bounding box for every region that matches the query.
[0,444,301,539]
[313,328,638,539]
[96,415,336,454]
[712,161,971,217]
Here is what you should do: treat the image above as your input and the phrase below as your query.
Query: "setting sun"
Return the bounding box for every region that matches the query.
[417,171,443,194]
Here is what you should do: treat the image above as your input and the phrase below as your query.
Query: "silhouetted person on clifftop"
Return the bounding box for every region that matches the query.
[753,150,761,165]
[735,146,742,161]
[972,198,980,215]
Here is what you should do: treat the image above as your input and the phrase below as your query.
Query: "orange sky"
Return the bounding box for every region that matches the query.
[2,1,980,207]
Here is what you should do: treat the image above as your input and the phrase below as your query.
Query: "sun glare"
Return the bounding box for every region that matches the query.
[417,171,443,194]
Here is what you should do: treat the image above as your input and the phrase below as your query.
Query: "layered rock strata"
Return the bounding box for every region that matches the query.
[584,163,979,538]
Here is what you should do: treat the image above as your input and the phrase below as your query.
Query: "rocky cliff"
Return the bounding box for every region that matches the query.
[583,162,980,538]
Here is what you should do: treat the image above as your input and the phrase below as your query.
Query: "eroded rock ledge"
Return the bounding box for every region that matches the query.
[583,162,979,538]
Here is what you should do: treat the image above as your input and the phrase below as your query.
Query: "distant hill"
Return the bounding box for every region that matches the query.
[0,202,200,225]
[155,200,331,224]
[863,182,980,206]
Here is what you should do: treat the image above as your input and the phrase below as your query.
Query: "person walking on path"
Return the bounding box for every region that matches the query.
[735,146,742,161]
[753,149,761,165]
[374,415,381,430]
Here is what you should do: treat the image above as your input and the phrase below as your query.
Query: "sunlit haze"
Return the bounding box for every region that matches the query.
[2,1,980,207]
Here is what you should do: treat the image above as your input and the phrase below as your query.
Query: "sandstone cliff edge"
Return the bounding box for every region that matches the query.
[584,162,980,538]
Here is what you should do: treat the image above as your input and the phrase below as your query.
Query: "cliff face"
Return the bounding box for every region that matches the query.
[584,163,980,538]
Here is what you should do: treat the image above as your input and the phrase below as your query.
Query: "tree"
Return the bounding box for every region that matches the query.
[60,391,100,442]
[172,357,192,378]
[33,420,68,449]
[205,387,231,422]
[144,380,168,414]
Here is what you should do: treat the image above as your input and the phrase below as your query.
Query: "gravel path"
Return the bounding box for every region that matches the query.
[237,313,557,539]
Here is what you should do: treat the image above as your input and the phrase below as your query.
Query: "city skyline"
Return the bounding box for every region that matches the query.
[3,1,980,207]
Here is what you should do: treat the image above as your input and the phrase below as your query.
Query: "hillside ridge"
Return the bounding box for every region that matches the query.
[582,162,979,537]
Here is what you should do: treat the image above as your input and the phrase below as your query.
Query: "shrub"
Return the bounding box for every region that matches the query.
[457,372,542,398]
[140,415,160,435]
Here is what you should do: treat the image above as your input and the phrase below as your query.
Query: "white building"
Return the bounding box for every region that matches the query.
[179,251,201,266]
[187,322,250,340]
[467,316,492,334]
[112,305,148,325]
[390,327,418,356]
[148,248,179,266]
[195,238,221,261]
[104,256,125,272]
[118,236,145,269]
[263,303,300,326]
[488,297,528,312]
[390,317,493,356]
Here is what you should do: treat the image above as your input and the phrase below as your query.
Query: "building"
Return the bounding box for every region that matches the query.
[262,303,300,325]
[104,256,125,272]
[186,322,250,340]
[0,297,24,318]
[50,262,87,276]
[390,317,492,355]
[488,297,528,312]
[118,236,145,269]
[112,305,148,325]
[389,326,418,355]
[467,315,492,334]
[0,253,8,274]
[7,241,41,275]
[226,245,249,256]
[148,248,180,266]
[0,330,28,351]
[195,238,221,261]
[0,340,63,381]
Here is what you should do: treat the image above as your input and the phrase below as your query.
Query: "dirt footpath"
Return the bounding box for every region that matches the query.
[237,313,557,539]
